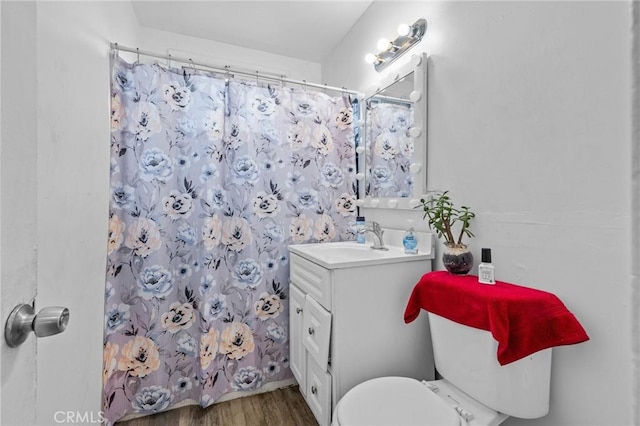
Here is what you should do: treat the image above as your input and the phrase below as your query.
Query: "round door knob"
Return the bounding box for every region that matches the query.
[5,304,70,347]
[311,386,318,395]
[308,327,314,335]
[4,304,35,347]
[296,307,303,314]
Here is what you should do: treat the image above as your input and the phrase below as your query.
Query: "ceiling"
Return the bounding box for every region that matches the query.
[131,1,373,63]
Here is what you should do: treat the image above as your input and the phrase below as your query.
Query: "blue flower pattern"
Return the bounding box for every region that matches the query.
[104,56,355,425]
[366,102,414,197]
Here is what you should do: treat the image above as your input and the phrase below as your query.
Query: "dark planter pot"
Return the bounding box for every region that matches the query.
[442,244,474,275]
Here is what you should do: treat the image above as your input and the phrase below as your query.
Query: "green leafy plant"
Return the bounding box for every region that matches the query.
[417,191,475,247]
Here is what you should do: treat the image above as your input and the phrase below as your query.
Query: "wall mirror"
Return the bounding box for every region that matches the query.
[357,52,428,210]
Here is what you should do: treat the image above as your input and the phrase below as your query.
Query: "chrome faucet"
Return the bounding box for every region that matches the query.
[358,221,388,250]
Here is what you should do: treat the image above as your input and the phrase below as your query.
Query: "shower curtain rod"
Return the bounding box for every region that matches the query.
[111,43,362,97]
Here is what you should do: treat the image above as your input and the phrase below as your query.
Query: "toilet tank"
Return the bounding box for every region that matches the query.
[427,312,552,419]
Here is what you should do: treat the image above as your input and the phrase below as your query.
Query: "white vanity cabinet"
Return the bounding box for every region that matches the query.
[288,241,435,426]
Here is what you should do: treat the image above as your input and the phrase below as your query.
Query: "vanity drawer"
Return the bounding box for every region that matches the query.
[290,253,332,310]
[303,295,332,371]
[306,353,332,426]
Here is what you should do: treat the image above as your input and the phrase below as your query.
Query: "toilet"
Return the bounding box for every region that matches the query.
[332,311,553,426]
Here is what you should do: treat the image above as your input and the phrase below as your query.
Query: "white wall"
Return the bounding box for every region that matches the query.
[632,2,640,422]
[1,3,3,421]
[137,25,321,83]
[323,2,635,426]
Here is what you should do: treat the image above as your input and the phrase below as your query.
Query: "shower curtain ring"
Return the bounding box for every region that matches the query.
[255,70,259,84]
[188,58,196,71]
[302,80,307,92]
[136,47,140,64]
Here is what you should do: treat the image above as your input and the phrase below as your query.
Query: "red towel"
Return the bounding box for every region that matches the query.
[404,271,589,365]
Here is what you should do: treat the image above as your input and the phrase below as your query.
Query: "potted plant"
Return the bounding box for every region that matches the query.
[417,191,476,274]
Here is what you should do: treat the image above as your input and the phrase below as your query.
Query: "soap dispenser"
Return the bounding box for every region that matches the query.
[403,220,418,254]
[356,216,366,244]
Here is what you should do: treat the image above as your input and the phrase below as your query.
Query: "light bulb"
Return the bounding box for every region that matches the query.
[397,23,412,37]
[364,53,377,64]
[409,90,422,102]
[377,38,392,51]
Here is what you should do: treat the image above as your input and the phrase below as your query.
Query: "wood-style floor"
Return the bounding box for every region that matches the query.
[117,385,319,426]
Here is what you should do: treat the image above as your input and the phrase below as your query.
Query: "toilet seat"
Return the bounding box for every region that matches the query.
[334,377,461,426]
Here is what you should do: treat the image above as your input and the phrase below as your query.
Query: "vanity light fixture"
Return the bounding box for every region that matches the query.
[364,18,427,72]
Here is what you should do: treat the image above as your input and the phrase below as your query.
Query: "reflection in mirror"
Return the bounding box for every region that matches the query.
[365,72,415,198]
[359,52,427,209]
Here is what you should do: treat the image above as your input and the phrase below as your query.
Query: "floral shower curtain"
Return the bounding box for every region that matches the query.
[104,55,356,424]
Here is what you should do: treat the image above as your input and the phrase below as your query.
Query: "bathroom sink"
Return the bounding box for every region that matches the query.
[288,241,432,269]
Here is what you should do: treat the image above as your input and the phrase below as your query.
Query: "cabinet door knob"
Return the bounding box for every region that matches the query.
[311,385,318,395]
[296,307,303,314]
[308,327,314,335]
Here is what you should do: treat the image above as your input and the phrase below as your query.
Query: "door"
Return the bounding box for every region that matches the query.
[290,284,307,395]
[302,295,332,370]
[33,2,113,424]
[2,2,123,425]
[0,2,39,425]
